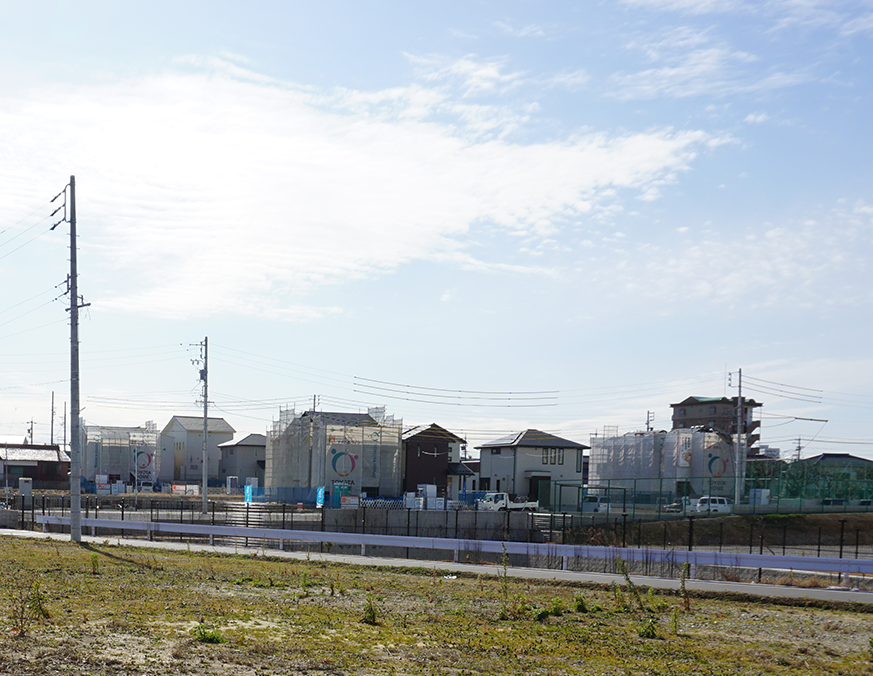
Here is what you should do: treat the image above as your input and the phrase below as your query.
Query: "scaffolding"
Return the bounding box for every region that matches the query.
[83,421,158,484]
[266,407,403,504]
[588,429,741,500]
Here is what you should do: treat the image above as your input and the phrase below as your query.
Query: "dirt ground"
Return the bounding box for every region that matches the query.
[2,535,873,675]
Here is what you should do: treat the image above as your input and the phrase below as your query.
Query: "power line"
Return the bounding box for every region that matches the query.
[743,374,823,393]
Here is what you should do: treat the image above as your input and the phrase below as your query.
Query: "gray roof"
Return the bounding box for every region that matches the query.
[219,433,266,448]
[476,429,589,451]
[164,416,236,434]
[799,453,873,466]
[0,443,70,463]
[446,462,474,476]
[402,423,466,443]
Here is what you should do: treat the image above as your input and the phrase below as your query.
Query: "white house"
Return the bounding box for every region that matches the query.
[218,433,266,488]
[476,429,589,507]
[159,416,235,484]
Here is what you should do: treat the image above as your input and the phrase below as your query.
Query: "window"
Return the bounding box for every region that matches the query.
[542,448,548,465]
[229,448,234,455]
[492,448,501,455]
[417,445,421,458]
[558,448,564,465]
[709,406,716,414]
[678,408,686,416]
[677,422,685,428]
[549,448,556,465]
[495,479,500,491]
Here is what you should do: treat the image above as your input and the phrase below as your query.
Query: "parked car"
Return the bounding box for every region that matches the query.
[581,495,611,513]
[696,496,732,514]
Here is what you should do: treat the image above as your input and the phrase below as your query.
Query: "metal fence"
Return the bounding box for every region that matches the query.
[32,513,873,586]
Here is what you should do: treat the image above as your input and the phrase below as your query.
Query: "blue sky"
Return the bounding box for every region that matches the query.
[1,0,872,458]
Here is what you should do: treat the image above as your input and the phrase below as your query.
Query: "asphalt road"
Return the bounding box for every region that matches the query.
[5,528,872,605]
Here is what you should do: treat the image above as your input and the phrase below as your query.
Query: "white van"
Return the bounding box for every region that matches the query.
[696,496,731,513]
[581,495,611,513]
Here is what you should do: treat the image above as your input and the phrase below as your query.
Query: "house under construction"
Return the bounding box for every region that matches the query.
[588,428,743,500]
[266,407,403,503]
[83,422,158,484]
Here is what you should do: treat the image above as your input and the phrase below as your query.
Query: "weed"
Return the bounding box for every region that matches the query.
[532,607,551,622]
[89,552,99,575]
[192,623,226,644]
[361,594,379,625]
[499,544,510,601]
[647,588,668,612]
[9,579,51,637]
[548,597,564,617]
[670,606,681,634]
[680,563,691,612]
[610,582,629,612]
[574,593,588,613]
[616,557,647,613]
[868,636,873,660]
[638,617,658,639]
[500,594,535,621]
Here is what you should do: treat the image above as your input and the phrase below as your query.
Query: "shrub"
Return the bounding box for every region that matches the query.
[548,597,564,617]
[532,607,551,622]
[638,617,658,639]
[361,594,379,625]
[9,579,51,637]
[192,624,226,644]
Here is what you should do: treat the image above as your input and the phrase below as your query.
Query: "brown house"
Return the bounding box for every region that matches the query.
[401,424,469,499]
[0,442,71,490]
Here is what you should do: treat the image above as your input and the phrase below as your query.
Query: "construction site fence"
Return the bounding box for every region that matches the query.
[31,513,873,587]
[4,494,873,572]
[550,473,873,518]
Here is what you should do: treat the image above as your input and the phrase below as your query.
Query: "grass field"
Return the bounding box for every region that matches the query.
[2,535,873,675]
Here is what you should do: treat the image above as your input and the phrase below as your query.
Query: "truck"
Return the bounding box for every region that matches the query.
[476,492,538,512]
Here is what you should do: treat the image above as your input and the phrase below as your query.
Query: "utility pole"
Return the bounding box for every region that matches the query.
[50,391,55,445]
[646,410,654,432]
[52,175,89,543]
[193,337,209,513]
[734,368,743,507]
[28,420,34,444]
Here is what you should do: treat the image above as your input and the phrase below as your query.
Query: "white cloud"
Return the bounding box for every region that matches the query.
[744,112,770,123]
[547,69,590,91]
[625,0,873,37]
[611,29,808,99]
[494,21,547,38]
[622,0,745,13]
[406,53,526,97]
[0,59,716,320]
[589,208,873,310]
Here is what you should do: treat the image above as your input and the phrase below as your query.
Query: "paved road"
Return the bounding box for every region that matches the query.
[5,528,872,605]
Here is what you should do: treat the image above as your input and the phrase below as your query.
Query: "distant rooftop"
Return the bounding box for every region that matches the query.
[477,429,588,450]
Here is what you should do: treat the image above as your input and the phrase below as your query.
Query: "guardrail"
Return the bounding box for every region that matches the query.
[35,514,873,579]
